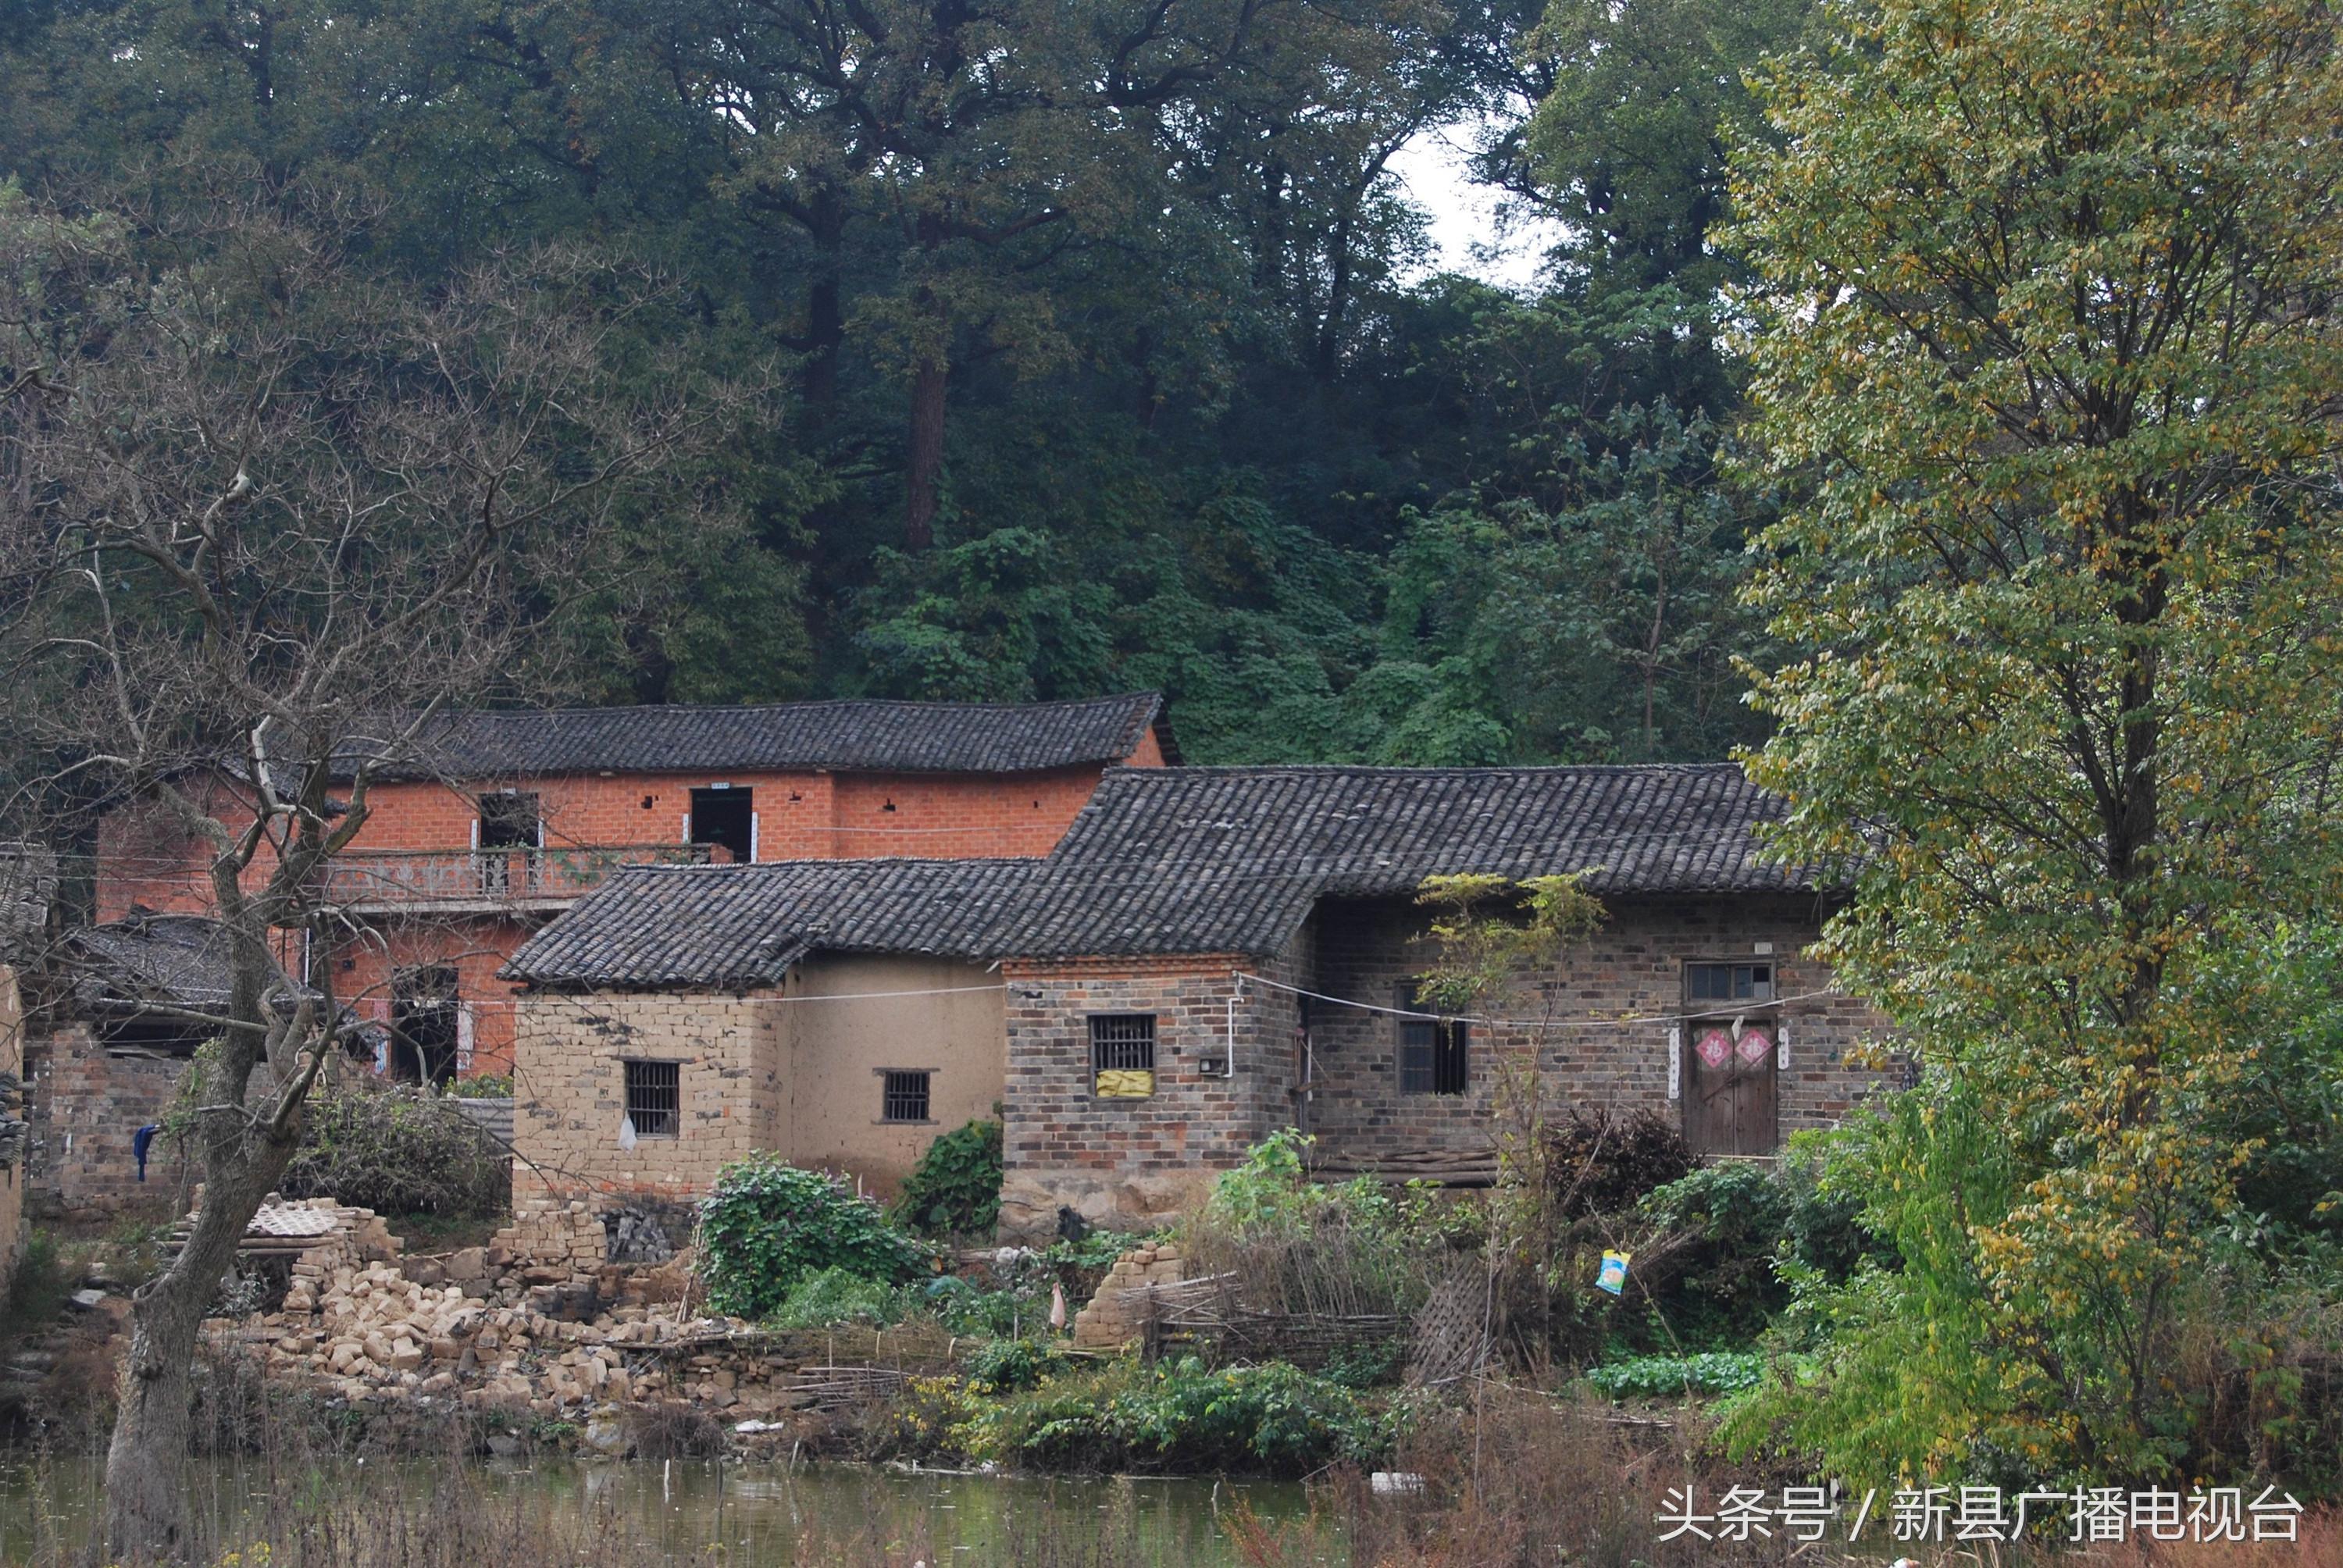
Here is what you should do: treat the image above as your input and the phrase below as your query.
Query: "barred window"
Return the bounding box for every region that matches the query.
[623,1060,679,1139]
[1089,1014,1157,1098]
[1396,984,1467,1096]
[880,1070,933,1124]
[1686,963,1773,1004]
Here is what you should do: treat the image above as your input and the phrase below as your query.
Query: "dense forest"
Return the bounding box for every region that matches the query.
[0,0,1801,764]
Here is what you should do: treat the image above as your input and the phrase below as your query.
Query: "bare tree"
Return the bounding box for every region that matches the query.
[0,173,750,1560]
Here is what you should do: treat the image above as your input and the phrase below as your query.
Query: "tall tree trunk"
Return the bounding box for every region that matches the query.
[802,188,847,412]
[904,351,946,551]
[105,1113,301,1560]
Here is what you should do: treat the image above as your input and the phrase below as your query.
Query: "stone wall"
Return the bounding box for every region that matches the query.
[996,950,1305,1235]
[1304,893,1895,1164]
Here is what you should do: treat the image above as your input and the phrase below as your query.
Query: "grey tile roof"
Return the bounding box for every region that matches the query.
[996,764,1820,957]
[325,693,1168,782]
[501,859,1046,989]
[63,915,300,1012]
[505,764,1823,985]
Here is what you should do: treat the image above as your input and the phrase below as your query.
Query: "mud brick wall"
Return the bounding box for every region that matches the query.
[512,990,782,1206]
[1303,893,1895,1165]
[997,949,1304,1235]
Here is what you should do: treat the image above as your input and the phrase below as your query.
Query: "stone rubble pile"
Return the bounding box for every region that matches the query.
[201,1199,806,1428]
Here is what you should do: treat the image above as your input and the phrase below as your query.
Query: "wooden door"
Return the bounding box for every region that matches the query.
[1685,1022,1778,1155]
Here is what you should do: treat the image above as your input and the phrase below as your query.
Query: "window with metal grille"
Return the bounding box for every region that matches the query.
[623,1060,679,1139]
[1396,984,1468,1096]
[880,1070,932,1124]
[1685,963,1774,1005]
[1089,1014,1156,1097]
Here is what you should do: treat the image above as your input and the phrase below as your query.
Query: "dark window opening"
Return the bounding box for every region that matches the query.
[1089,1014,1157,1097]
[97,1014,213,1057]
[624,1060,680,1138]
[390,966,460,1086]
[1686,963,1773,1005]
[880,1070,933,1123]
[688,787,754,864]
[1397,984,1467,1096]
[478,791,541,894]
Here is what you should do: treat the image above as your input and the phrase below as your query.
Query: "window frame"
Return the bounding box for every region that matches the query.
[1683,961,1774,1007]
[1087,1013,1158,1099]
[878,1068,934,1124]
[622,1058,680,1139]
[1395,983,1469,1096]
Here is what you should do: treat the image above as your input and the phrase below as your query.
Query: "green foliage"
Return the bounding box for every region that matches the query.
[767,1266,909,1330]
[1731,0,2343,1485]
[958,1358,1388,1476]
[445,1075,513,1099]
[1,1231,70,1348]
[892,1120,1003,1239]
[1588,1350,1766,1401]
[278,1083,508,1220]
[961,1336,1070,1394]
[696,1155,926,1321]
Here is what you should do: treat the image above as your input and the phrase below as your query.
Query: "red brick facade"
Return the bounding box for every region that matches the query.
[91,725,1168,1078]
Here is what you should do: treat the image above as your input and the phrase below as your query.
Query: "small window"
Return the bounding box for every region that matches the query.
[623,1060,679,1139]
[1396,985,1467,1096]
[1686,963,1774,1004]
[1089,1014,1156,1098]
[879,1070,933,1123]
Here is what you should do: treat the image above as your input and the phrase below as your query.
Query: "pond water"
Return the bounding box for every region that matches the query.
[0,1452,1341,1566]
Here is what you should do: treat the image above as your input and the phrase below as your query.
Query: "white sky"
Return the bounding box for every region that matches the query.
[1389,119,1566,293]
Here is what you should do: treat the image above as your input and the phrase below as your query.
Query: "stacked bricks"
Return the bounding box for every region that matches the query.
[493,1197,608,1270]
[1071,1242,1185,1348]
[510,989,781,1209]
[1303,892,1896,1166]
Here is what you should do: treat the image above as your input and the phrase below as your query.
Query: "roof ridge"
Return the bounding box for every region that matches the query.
[408,692,1162,722]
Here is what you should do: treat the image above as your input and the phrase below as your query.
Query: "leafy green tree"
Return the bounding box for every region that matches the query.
[1731,0,2343,1481]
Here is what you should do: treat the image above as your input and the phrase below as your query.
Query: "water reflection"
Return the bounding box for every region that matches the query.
[0,1452,1340,1566]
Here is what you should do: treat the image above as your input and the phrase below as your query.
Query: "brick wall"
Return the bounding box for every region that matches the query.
[996,951,1305,1235]
[23,1021,244,1218]
[1303,893,1894,1164]
[326,917,536,1077]
[512,990,783,1206]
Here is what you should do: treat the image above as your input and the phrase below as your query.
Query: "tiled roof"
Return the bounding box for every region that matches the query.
[319,693,1168,782]
[501,859,1045,988]
[996,764,1820,957]
[507,764,1823,985]
[64,915,294,1011]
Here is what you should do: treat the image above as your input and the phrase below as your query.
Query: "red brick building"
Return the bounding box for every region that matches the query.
[90,694,1172,1079]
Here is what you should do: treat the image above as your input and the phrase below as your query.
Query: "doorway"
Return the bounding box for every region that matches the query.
[390,966,461,1086]
[1681,962,1778,1155]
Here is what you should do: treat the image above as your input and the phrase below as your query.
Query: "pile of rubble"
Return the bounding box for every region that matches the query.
[200,1198,812,1430]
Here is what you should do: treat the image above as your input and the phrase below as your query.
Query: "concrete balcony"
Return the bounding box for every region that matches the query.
[317,843,714,914]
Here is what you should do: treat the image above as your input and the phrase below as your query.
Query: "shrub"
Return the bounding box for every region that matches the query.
[279,1082,508,1218]
[1543,1104,1699,1219]
[1587,1350,1767,1401]
[1634,1163,1793,1348]
[696,1154,925,1320]
[447,1074,513,1099]
[892,1119,1003,1238]
[768,1265,908,1328]
[960,1357,1386,1475]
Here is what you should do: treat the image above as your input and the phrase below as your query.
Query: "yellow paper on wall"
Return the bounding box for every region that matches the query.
[1095,1069,1155,1098]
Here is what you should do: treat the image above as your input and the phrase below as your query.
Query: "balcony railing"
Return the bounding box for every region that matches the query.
[317,843,714,910]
